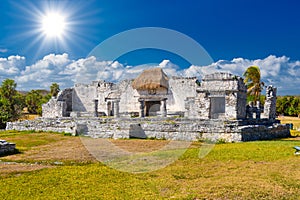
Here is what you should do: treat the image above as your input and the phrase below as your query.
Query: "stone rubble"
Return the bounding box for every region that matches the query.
[0,140,16,155]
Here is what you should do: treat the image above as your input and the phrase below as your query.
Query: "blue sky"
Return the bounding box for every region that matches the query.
[0,0,300,95]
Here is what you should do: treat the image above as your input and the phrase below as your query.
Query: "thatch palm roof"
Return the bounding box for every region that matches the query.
[132,68,169,90]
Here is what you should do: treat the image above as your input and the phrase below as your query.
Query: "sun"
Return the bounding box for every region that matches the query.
[41,12,66,38]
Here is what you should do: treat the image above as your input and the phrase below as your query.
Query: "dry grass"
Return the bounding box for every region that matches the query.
[278,116,300,127]
[0,162,53,177]
[4,137,96,163]
[0,128,300,199]
[278,116,300,137]
[19,114,40,121]
[110,139,170,153]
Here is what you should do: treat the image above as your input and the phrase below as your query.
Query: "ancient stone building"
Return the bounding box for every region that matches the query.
[42,69,251,120]
[42,68,198,119]
[185,72,247,120]
[7,68,290,142]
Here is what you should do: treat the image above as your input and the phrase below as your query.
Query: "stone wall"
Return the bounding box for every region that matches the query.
[6,118,77,135]
[73,82,98,112]
[57,88,73,115]
[185,72,247,120]
[118,80,141,114]
[167,77,198,112]
[42,75,201,119]
[263,85,277,119]
[42,98,67,118]
[6,117,290,142]
[96,81,116,115]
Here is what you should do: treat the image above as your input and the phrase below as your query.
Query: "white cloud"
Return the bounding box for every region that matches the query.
[0,53,299,95]
[0,55,25,76]
[182,55,300,95]
[60,57,126,83]
[16,53,72,89]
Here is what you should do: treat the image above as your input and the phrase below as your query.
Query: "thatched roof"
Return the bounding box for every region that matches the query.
[132,68,169,90]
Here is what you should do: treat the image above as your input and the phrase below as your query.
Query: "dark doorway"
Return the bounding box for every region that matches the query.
[145,101,161,116]
[210,97,225,119]
[107,101,114,116]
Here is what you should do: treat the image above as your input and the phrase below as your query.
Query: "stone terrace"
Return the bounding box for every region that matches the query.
[6,117,290,142]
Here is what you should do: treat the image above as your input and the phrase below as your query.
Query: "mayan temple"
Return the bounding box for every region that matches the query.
[7,68,290,142]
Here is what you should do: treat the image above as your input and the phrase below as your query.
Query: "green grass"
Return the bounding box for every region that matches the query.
[0,130,300,199]
[0,130,69,152]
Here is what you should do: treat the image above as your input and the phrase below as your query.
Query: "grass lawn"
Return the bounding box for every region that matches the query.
[0,122,300,199]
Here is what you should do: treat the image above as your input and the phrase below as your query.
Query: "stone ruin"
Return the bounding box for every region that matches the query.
[6,68,290,142]
[0,140,16,155]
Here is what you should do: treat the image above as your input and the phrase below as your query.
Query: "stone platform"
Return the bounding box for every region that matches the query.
[6,117,290,142]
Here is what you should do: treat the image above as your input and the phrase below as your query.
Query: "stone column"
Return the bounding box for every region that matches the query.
[93,99,98,117]
[263,86,277,120]
[113,100,120,118]
[139,100,145,118]
[107,101,111,116]
[160,99,167,117]
[255,101,261,119]
[246,102,253,119]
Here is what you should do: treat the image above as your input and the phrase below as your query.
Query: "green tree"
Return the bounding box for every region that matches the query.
[276,96,300,117]
[243,66,265,103]
[25,90,43,114]
[50,83,60,97]
[0,79,24,128]
[25,90,52,115]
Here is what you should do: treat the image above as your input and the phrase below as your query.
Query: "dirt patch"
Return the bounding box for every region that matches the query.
[0,162,52,177]
[4,137,176,162]
[283,137,300,141]
[110,139,171,153]
[4,137,97,163]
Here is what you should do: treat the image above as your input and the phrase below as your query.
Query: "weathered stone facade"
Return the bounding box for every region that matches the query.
[42,68,198,119]
[185,73,247,120]
[263,85,277,119]
[6,117,290,142]
[7,69,291,142]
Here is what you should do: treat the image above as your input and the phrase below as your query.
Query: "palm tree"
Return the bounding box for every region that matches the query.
[243,65,265,103]
[50,83,60,97]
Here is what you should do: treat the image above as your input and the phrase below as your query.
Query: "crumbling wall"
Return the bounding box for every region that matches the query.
[118,80,140,115]
[263,85,277,119]
[42,88,73,118]
[96,81,115,115]
[6,117,290,142]
[186,72,247,120]
[57,88,73,116]
[6,118,76,135]
[168,77,198,113]
[72,82,97,112]
[42,98,67,118]
[0,140,16,155]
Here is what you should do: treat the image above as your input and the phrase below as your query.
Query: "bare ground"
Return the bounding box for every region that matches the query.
[0,162,53,177]
[3,137,96,162]
[0,137,174,175]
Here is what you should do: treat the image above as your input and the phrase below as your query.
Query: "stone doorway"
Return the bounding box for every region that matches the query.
[145,101,161,116]
[210,96,225,119]
[107,101,113,116]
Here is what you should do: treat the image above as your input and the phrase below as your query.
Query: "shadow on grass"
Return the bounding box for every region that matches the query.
[0,148,21,157]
